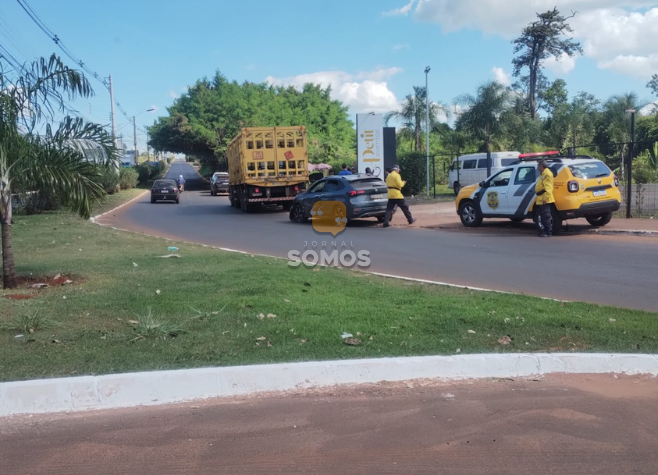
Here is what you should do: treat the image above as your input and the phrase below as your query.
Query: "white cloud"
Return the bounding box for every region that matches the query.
[599,54,658,79]
[266,68,403,113]
[169,90,179,99]
[383,0,417,17]
[408,0,658,78]
[640,100,658,116]
[543,53,577,75]
[393,43,410,51]
[492,66,511,86]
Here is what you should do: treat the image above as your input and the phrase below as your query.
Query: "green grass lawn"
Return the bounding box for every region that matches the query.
[1,207,657,382]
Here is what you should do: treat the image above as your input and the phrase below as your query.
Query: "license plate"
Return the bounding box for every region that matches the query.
[371,194,384,200]
[162,190,169,193]
[593,190,607,197]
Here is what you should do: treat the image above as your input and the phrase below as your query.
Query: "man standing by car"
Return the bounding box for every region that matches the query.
[338,164,352,176]
[383,165,415,228]
[535,160,555,237]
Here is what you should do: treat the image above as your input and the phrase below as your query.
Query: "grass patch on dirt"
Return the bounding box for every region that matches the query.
[1,210,657,382]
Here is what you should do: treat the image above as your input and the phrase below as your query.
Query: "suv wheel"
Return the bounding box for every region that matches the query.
[459,200,483,227]
[290,203,308,223]
[586,212,613,227]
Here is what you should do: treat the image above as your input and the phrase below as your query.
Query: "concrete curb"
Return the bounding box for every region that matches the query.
[587,229,658,237]
[2,354,657,417]
[90,190,148,223]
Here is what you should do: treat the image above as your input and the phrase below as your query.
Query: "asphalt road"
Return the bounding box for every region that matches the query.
[3,375,658,475]
[99,161,658,312]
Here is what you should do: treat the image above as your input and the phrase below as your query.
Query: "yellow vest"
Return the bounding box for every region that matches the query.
[535,168,555,205]
[386,171,405,199]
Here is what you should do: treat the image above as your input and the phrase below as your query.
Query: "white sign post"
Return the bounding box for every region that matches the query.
[356,113,384,179]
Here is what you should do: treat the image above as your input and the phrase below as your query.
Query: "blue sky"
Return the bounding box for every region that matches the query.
[1,0,656,151]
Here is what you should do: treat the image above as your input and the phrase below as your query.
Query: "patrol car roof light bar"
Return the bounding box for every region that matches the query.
[517,151,568,162]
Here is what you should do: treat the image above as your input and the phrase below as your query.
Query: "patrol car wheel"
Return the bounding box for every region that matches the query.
[586,212,613,227]
[459,201,483,227]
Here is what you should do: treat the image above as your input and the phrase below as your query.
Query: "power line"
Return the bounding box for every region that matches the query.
[15,0,132,122]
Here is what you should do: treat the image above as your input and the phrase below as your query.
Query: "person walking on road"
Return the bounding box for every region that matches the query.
[338,164,352,176]
[177,174,185,192]
[535,160,555,237]
[383,165,415,228]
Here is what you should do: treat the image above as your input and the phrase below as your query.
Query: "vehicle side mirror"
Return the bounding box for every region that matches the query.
[479,181,488,188]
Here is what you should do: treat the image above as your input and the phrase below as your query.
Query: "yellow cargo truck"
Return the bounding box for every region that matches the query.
[227,126,309,212]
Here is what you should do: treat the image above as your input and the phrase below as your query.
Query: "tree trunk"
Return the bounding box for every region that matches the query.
[529,68,537,120]
[485,136,492,177]
[414,122,421,152]
[0,189,17,289]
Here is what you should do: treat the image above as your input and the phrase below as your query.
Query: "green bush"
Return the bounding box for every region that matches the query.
[148,160,166,179]
[167,156,174,164]
[135,164,151,185]
[14,188,61,216]
[633,151,658,184]
[100,167,120,194]
[119,168,139,190]
[397,152,427,196]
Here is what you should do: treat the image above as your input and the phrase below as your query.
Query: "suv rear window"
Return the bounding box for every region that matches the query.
[568,161,611,179]
[351,178,386,189]
[501,159,517,166]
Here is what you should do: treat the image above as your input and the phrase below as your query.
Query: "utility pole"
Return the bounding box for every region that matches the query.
[109,74,117,146]
[425,66,431,196]
[133,116,138,166]
[626,109,636,219]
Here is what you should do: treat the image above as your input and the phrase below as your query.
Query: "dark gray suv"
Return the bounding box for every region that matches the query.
[289,175,388,223]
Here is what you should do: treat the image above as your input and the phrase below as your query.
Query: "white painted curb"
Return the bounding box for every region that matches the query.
[90,190,148,223]
[2,353,657,417]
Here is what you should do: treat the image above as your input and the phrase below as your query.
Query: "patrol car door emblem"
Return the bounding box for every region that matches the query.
[487,191,499,210]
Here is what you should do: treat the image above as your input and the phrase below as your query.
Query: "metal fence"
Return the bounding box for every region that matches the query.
[619,184,658,217]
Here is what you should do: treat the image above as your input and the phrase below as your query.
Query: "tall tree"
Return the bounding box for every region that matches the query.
[148,73,355,171]
[385,86,449,152]
[512,8,583,119]
[455,81,511,175]
[0,55,116,289]
[648,74,658,97]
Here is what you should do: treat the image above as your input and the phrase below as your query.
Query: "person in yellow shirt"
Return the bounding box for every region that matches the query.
[383,165,416,228]
[535,160,555,237]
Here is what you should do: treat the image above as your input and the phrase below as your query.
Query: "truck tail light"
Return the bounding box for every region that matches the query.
[254,187,260,193]
[614,175,619,187]
[568,180,579,193]
[294,186,299,191]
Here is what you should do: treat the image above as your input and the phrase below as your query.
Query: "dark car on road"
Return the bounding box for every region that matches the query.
[289,175,388,223]
[210,172,229,196]
[151,179,180,204]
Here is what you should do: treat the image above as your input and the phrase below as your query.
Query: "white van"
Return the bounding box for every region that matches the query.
[448,151,520,195]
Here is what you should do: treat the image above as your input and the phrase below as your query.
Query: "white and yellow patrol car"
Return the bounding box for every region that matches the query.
[455,152,622,234]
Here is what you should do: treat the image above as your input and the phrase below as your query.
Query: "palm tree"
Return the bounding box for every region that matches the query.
[385,86,449,152]
[600,92,644,179]
[455,81,511,175]
[1,55,117,289]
